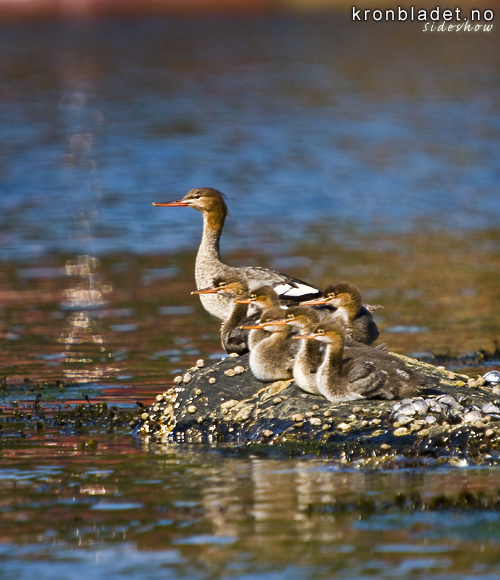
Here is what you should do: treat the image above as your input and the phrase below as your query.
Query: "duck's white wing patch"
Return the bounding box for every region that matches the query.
[274,282,320,298]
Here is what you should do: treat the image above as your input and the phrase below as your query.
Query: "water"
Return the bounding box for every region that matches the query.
[0,13,500,579]
[3,441,500,579]
[0,16,499,259]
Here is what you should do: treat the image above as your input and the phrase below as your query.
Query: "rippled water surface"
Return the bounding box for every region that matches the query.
[1,12,500,579]
[3,441,500,580]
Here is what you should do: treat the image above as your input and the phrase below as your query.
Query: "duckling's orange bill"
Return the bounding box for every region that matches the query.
[191,287,218,295]
[234,298,253,304]
[300,298,327,306]
[153,200,190,207]
[292,334,317,340]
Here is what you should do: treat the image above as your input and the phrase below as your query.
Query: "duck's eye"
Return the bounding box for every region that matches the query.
[192,193,201,199]
[286,314,295,321]
[250,295,257,300]
[316,328,325,335]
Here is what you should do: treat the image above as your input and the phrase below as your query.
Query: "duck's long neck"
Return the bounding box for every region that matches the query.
[298,335,321,363]
[222,302,248,337]
[320,337,344,382]
[195,210,227,289]
[343,297,361,323]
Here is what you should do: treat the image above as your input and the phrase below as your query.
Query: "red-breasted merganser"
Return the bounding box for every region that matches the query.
[241,306,298,382]
[282,306,323,395]
[153,188,322,320]
[302,320,436,402]
[301,282,380,345]
[191,273,256,355]
[234,284,283,312]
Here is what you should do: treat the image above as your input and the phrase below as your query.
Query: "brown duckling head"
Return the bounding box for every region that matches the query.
[298,318,346,351]
[282,305,320,331]
[322,282,362,314]
[234,285,280,310]
[199,273,248,299]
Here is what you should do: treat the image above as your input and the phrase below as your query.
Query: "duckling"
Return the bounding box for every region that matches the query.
[192,273,255,355]
[241,306,298,382]
[153,188,322,320]
[234,284,284,313]
[301,281,380,345]
[282,306,323,395]
[303,319,436,402]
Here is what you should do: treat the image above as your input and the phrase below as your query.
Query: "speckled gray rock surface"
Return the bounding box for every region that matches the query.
[138,353,500,465]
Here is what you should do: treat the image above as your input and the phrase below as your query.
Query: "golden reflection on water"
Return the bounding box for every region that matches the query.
[59,254,114,382]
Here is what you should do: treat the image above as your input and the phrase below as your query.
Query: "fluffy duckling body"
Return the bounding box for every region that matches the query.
[302,282,379,345]
[306,320,436,402]
[282,306,323,394]
[242,306,298,382]
[154,188,322,320]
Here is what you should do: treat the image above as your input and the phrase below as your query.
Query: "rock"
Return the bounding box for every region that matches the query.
[137,353,500,464]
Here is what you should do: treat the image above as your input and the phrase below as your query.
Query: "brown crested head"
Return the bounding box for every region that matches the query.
[283,305,320,329]
[311,318,346,346]
[323,282,362,310]
[248,285,281,309]
[258,306,289,330]
[211,273,248,298]
[154,187,228,218]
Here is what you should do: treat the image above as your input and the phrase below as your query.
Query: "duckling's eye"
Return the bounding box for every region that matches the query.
[316,328,325,335]
[286,314,295,321]
[250,294,257,300]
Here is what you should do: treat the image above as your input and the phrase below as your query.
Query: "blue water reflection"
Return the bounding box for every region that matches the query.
[0,16,499,260]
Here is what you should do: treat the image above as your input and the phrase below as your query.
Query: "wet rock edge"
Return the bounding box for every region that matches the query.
[138,353,500,466]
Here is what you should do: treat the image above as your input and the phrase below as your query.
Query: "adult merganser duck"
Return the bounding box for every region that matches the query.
[301,282,380,345]
[153,188,322,320]
[302,320,436,402]
[241,306,298,382]
[191,274,256,355]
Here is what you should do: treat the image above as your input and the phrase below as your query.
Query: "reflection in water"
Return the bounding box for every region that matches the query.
[57,61,115,382]
[60,254,113,382]
[2,443,500,578]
